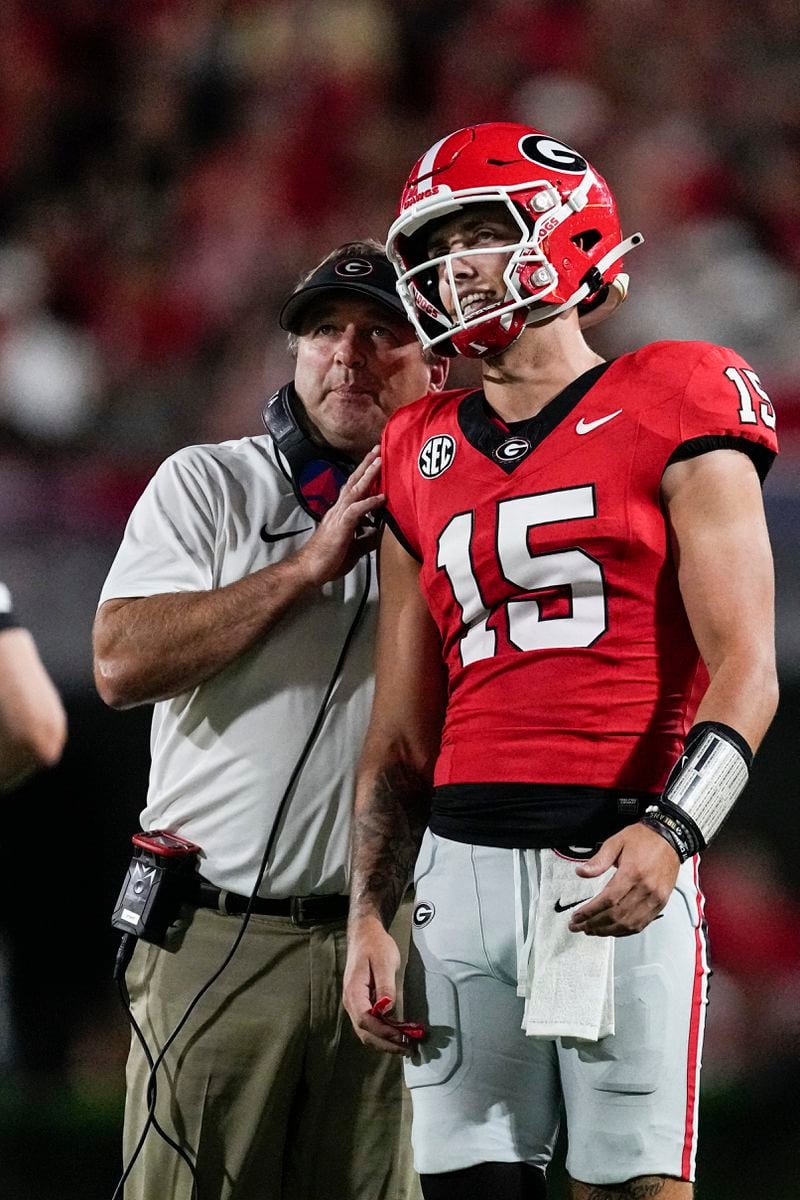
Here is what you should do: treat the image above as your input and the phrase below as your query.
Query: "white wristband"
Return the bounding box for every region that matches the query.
[663,723,751,846]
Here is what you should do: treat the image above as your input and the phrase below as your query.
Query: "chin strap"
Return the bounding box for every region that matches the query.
[578,273,630,329]
[524,231,645,330]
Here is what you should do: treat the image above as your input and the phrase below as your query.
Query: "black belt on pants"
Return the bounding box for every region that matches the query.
[192,881,349,926]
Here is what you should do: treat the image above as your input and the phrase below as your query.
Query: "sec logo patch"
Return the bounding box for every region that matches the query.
[418,435,456,479]
[413,901,435,927]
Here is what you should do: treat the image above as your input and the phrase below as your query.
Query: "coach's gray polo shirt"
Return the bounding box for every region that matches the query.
[99,436,376,898]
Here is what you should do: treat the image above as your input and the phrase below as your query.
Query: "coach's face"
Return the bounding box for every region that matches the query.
[294,296,445,459]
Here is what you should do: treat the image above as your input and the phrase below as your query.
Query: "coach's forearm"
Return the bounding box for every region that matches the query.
[349,757,431,930]
[93,555,315,708]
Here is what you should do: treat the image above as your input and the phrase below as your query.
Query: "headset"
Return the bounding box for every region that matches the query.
[111,391,371,1198]
[261,382,356,519]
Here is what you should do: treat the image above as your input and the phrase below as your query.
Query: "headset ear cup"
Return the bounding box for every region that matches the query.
[262,382,300,445]
[262,382,355,520]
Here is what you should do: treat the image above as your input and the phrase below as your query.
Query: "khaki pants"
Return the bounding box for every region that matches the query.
[122,901,419,1200]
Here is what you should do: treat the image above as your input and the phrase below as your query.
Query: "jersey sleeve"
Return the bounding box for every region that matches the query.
[98,447,219,604]
[380,410,423,561]
[669,344,778,480]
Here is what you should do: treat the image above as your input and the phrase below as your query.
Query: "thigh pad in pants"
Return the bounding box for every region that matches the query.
[403,832,560,1175]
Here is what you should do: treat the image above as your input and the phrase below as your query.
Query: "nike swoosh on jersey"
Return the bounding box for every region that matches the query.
[575,409,623,435]
[553,897,591,912]
[260,524,312,543]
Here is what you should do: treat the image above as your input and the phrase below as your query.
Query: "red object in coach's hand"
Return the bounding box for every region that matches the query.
[369,995,427,1040]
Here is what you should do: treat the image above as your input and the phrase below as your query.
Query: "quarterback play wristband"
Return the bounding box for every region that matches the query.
[642,722,753,861]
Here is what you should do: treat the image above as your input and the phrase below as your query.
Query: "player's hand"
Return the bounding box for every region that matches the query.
[293,447,385,585]
[568,823,680,937]
[343,916,414,1056]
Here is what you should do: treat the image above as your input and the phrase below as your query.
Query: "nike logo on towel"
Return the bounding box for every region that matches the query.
[575,409,623,435]
[554,897,591,912]
[260,525,312,543]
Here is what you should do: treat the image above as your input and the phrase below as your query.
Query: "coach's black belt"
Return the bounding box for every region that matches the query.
[192,881,349,926]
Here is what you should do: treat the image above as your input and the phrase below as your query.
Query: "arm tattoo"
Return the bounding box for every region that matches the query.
[350,762,431,927]
[582,1179,667,1199]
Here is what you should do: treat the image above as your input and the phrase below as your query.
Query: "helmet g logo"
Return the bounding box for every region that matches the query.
[518,135,587,174]
[418,434,456,479]
[335,258,373,277]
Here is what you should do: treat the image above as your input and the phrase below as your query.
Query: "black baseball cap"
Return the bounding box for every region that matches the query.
[279,251,406,333]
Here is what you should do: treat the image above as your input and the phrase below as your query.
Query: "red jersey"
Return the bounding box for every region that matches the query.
[381,341,777,839]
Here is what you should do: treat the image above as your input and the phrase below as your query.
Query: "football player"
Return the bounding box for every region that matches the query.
[343,123,779,1200]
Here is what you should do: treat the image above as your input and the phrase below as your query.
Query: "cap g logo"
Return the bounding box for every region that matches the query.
[418,434,456,479]
[335,258,373,277]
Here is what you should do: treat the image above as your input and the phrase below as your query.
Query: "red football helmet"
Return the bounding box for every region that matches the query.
[386,122,643,358]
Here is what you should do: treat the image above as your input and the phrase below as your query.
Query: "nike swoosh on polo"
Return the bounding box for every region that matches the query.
[554,897,591,912]
[575,409,623,435]
[260,524,312,543]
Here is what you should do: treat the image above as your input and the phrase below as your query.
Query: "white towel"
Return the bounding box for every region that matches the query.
[514,848,615,1042]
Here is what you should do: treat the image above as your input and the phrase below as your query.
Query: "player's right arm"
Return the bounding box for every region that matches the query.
[94,448,383,709]
[344,525,447,1053]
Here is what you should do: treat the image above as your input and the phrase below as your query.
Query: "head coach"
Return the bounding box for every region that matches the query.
[93,239,447,1200]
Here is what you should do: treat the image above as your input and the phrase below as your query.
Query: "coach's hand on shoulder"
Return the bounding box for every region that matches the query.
[293,447,385,586]
[568,823,680,938]
[343,917,413,1056]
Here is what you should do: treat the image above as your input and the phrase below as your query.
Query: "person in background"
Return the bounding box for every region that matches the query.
[0,582,66,789]
[93,240,446,1200]
[344,123,778,1200]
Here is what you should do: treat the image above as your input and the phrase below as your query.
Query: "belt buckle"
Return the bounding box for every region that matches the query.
[290,896,310,926]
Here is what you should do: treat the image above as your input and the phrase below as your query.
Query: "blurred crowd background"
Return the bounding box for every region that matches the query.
[0,1,798,1196]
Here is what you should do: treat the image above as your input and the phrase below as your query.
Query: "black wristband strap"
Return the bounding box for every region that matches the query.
[641,811,690,862]
[641,802,703,863]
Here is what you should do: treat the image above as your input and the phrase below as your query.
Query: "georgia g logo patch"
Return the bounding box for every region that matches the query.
[413,900,435,927]
[334,258,373,277]
[494,436,531,463]
[518,135,587,174]
[418,434,456,479]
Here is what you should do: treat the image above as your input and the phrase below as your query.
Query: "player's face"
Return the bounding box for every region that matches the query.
[425,204,521,323]
[294,296,436,457]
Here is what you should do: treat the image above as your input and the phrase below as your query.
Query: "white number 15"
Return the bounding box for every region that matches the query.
[436,485,607,667]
